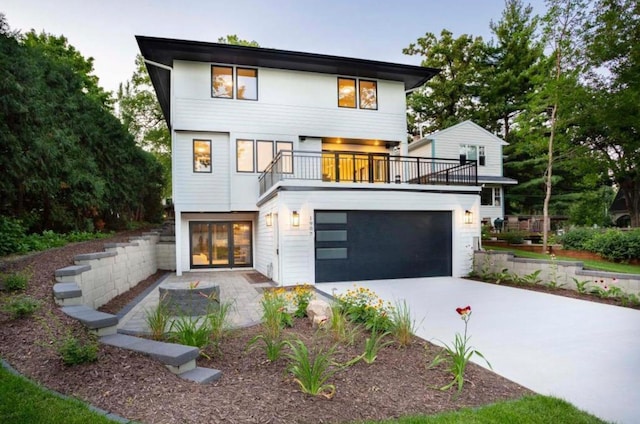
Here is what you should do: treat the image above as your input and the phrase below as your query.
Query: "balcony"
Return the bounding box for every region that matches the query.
[258,150,478,195]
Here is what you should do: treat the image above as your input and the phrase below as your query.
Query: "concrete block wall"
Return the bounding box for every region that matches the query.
[156,235,176,271]
[474,250,640,295]
[54,232,161,309]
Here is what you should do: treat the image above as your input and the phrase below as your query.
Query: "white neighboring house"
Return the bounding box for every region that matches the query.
[138,36,482,285]
[409,121,517,228]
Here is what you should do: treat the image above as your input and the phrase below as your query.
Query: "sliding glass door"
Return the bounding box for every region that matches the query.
[190,221,252,268]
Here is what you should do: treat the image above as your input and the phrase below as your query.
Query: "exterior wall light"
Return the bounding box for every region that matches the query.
[291,211,300,227]
[265,212,272,227]
[464,210,473,224]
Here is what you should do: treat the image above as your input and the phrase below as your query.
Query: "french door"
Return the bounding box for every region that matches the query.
[190,221,252,268]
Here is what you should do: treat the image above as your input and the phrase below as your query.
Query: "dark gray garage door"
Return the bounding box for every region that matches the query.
[314,210,452,283]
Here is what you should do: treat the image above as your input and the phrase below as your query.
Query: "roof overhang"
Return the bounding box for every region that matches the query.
[136,36,439,127]
[478,176,518,185]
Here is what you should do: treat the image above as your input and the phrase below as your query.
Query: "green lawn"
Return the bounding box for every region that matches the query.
[361,395,609,424]
[1,363,608,424]
[486,246,640,274]
[0,364,124,424]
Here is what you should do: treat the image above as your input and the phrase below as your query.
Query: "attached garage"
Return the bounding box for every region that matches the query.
[314,210,452,283]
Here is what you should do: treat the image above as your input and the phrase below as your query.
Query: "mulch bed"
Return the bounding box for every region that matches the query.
[0,233,536,423]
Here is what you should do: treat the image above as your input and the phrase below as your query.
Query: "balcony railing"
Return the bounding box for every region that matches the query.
[258,150,478,195]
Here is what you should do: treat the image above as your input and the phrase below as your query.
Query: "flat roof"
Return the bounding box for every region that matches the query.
[136,36,439,126]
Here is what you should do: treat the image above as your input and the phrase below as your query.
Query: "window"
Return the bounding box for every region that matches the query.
[481,187,502,206]
[236,139,255,172]
[211,66,233,98]
[276,141,293,173]
[359,80,378,110]
[257,140,274,172]
[193,140,212,173]
[338,78,378,109]
[338,78,356,108]
[237,68,258,100]
[479,146,486,166]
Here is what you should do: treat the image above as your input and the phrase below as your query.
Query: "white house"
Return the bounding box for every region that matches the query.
[137,36,482,285]
[409,121,517,227]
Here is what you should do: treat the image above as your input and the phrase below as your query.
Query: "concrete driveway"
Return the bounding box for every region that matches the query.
[316,277,640,424]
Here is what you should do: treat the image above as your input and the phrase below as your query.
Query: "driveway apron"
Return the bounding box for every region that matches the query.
[317,277,640,424]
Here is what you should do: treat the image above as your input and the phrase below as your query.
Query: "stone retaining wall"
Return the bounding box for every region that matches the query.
[156,235,176,271]
[55,233,160,309]
[474,250,640,295]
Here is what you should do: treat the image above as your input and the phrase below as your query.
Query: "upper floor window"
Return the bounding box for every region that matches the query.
[193,139,212,173]
[338,78,377,110]
[459,144,485,166]
[359,80,378,110]
[237,68,258,100]
[338,78,356,108]
[212,66,233,98]
[236,139,255,172]
[211,66,258,100]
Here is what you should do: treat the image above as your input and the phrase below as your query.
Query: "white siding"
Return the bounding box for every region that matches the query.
[408,140,432,157]
[174,132,230,211]
[262,189,480,285]
[255,199,276,280]
[172,61,407,142]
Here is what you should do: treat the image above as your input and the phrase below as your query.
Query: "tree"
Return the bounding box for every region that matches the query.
[576,0,640,226]
[217,34,259,47]
[480,0,544,140]
[403,30,488,135]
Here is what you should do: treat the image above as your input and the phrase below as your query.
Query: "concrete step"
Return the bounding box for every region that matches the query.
[100,333,200,374]
[52,283,82,306]
[61,305,118,336]
[178,367,223,384]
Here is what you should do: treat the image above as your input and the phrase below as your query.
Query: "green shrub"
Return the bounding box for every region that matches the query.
[560,227,599,251]
[2,271,30,291]
[0,216,27,256]
[586,229,640,261]
[3,295,40,318]
[58,336,99,366]
[500,231,527,244]
[337,286,393,332]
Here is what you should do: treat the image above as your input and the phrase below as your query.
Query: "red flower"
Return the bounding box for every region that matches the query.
[456,306,471,316]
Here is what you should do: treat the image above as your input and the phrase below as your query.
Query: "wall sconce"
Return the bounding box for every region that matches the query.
[265,212,272,227]
[394,175,401,184]
[291,211,300,227]
[464,210,473,225]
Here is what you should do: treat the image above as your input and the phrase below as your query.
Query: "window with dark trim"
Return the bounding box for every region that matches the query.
[479,146,486,166]
[338,77,357,108]
[236,139,255,172]
[237,68,258,100]
[256,140,274,172]
[359,80,378,110]
[211,66,233,98]
[193,139,212,173]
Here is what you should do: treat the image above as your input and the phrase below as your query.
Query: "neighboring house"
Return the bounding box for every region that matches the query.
[409,121,517,227]
[137,36,481,285]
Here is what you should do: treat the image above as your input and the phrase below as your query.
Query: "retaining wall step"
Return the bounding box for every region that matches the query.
[55,264,91,277]
[53,283,82,299]
[61,305,118,329]
[179,367,223,384]
[100,333,199,368]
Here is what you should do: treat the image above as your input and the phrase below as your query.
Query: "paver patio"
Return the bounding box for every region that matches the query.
[317,277,640,424]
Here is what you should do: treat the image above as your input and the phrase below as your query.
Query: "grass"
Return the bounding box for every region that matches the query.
[0,363,122,424]
[486,246,640,274]
[361,395,608,423]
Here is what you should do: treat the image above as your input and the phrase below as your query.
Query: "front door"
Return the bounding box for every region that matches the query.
[190,221,253,268]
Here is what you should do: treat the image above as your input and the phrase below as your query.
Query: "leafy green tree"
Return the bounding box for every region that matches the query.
[480,0,544,140]
[403,30,488,135]
[217,34,260,47]
[575,0,640,226]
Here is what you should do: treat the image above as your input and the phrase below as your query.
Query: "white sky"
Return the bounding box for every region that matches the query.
[3,0,548,94]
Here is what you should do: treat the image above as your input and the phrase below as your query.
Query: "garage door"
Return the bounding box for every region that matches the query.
[314,210,452,283]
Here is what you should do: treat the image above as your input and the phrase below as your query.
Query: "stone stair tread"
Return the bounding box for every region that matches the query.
[53,282,82,299]
[100,333,199,367]
[61,305,118,329]
[178,367,223,384]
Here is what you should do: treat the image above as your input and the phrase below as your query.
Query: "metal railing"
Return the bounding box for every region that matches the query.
[258,150,478,195]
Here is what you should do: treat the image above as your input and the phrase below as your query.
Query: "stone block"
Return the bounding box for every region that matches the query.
[179,367,223,384]
[61,305,118,329]
[55,265,91,277]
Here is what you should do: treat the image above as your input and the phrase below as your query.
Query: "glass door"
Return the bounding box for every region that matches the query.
[190,221,252,268]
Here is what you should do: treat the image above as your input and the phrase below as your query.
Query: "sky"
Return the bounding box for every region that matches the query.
[3,0,548,94]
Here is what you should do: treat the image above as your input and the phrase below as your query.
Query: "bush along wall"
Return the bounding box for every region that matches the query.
[560,228,640,262]
[472,250,640,302]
